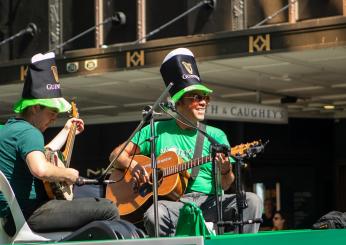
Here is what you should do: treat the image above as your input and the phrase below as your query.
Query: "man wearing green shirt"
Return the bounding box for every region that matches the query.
[110,48,263,236]
[0,52,119,235]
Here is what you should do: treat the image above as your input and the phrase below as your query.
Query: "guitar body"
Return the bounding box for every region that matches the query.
[105,140,263,223]
[44,149,74,200]
[106,151,189,223]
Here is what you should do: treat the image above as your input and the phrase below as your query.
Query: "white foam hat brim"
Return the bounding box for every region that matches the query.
[162,48,194,64]
[31,52,55,64]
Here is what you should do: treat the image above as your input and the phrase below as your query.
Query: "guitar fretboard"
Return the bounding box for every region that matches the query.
[162,155,212,177]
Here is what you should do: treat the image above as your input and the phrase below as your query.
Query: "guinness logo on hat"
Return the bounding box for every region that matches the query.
[51,65,59,83]
[182,61,193,74]
[160,48,212,103]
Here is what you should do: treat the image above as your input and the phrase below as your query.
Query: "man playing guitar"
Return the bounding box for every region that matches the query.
[109,48,263,236]
[0,52,119,235]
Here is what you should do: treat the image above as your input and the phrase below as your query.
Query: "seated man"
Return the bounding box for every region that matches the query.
[0,52,119,235]
[110,48,263,236]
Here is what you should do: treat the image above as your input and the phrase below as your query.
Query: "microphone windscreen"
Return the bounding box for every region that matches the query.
[27,23,38,36]
[112,12,126,25]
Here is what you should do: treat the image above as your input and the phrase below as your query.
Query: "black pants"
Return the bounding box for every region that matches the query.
[27,198,119,232]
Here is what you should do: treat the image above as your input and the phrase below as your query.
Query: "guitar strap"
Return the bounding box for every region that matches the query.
[190,123,206,180]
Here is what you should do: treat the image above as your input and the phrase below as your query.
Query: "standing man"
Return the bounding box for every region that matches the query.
[110,48,262,236]
[0,52,119,235]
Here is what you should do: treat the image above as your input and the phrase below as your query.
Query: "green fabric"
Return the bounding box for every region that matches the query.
[171,84,213,102]
[132,119,230,195]
[0,118,47,217]
[13,97,71,113]
[175,202,212,237]
[205,229,346,245]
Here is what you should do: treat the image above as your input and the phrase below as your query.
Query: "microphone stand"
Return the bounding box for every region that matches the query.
[231,154,247,234]
[101,82,173,238]
[214,153,263,233]
[0,23,36,47]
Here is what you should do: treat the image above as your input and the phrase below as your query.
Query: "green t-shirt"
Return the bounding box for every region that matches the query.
[132,119,230,195]
[0,118,47,217]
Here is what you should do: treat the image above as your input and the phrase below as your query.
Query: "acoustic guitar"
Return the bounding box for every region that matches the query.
[44,100,79,200]
[106,140,262,223]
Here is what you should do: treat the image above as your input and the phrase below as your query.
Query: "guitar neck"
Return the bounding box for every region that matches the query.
[160,140,262,177]
[162,155,212,177]
[63,122,77,167]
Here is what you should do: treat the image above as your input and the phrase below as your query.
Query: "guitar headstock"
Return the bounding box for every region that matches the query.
[231,140,264,158]
[69,99,79,119]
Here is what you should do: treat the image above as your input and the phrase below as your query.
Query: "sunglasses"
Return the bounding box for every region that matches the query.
[183,94,210,103]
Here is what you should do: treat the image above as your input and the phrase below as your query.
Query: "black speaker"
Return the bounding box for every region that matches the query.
[62,220,146,241]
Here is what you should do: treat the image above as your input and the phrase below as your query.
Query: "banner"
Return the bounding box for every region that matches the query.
[206,101,288,124]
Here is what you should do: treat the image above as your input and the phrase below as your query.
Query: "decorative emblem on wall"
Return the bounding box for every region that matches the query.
[249,34,271,53]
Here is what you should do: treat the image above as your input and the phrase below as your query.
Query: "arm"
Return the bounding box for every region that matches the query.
[109,141,149,188]
[109,141,140,171]
[26,151,79,185]
[45,118,84,151]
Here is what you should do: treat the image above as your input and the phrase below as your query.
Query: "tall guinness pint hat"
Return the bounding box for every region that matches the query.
[13,52,71,113]
[160,48,212,103]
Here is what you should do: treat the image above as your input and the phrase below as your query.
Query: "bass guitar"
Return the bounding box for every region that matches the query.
[44,100,79,200]
[106,140,263,223]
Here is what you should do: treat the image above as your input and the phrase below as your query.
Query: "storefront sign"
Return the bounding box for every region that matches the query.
[206,101,288,124]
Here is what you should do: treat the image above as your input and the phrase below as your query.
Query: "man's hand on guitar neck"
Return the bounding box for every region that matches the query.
[45,118,85,151]
[64,118,84,135]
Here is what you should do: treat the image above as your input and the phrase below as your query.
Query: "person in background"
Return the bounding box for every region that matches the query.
[272,211,288,231]
[260,198,275,230]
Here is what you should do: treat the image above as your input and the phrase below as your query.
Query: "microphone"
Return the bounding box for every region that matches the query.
[142,105,163,117]
[111,12,126,25]
[244,218,263,225]
[26,23,38,36]
[160,101,176,112]
[204,0,216,9]
[75,177,115,186]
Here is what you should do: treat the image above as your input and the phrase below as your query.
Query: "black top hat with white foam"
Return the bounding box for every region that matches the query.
[160,48,212,102]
